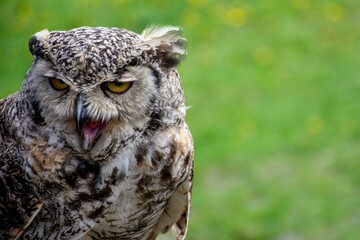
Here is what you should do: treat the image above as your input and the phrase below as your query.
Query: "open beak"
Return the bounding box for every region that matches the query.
[75,94,107,152]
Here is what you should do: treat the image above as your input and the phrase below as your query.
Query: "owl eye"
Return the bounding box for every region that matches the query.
[104,81,132,93]
[49,78,69,91]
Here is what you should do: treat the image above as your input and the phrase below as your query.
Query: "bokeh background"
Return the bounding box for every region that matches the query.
[1,0,360,239]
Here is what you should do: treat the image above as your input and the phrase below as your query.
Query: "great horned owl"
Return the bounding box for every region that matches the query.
[0,26,193,240]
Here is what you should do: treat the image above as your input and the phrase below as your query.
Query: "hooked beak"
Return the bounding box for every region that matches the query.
[75,94,107,152]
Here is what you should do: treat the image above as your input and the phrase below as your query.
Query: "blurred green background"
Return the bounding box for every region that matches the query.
[1,0,360,239]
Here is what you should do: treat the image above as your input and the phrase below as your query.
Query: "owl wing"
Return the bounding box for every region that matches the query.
[148,149,194,240]
[0,96,43,239]
[11,203,43,240]
[169,177,193,240]
[0,145,43,240]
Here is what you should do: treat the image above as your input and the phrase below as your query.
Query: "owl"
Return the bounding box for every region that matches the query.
[0,25,193,240]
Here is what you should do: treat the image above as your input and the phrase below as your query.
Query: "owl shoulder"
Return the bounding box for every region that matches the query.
[0,94,42,239]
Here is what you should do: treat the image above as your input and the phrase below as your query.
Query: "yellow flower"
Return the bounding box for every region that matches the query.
[224,7,247,28]
[325,3,343,22]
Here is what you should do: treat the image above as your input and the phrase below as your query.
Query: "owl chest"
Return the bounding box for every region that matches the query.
[69,157,181,239]
[84,176,175,239]
[23,167,175,240]
[24,127,188,238]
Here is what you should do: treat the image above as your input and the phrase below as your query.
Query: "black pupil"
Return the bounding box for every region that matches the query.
[114,82,124,86]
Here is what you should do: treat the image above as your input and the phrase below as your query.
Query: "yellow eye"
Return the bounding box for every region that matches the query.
[105,81,132,93]
[49,78,68,91]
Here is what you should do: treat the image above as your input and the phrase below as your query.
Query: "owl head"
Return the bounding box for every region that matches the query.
[22,26,186,157]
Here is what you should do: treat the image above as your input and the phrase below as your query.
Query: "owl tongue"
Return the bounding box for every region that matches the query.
[82,120,106,151]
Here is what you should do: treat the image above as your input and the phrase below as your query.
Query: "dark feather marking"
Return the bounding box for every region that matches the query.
[147,108,163,132]
[128,58,141,67]
[30,100,46,126]
[136,175,154,200]
[108,166,125,185]
[78,160,100,180]
[67,198,81,211]
[138,175,152,188]
[63,158,100,188]
[28,35,47,59]
[160,164,173,183]
[149,66,161,86]
[76,182,112,203]
[176,222,184,234]
[135,144,147,168]
[160,140,178,183]
[66,159,113,213]
[163,225,171,233]
[183,152,191,167]
[150,149,163,168]
[87,205,106,219]
[64,172,77,188]
[156,44,182,68]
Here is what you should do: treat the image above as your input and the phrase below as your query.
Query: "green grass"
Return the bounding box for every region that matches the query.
[1,0,360,239]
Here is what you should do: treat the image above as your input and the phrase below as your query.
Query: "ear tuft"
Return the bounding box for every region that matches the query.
[140,25,186,67]
[28,29,50,59]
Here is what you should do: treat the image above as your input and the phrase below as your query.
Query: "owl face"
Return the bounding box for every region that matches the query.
[22,26,186,157]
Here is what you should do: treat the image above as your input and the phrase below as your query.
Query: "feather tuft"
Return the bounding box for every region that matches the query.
[140,25,187,67]
[34,29,50,42]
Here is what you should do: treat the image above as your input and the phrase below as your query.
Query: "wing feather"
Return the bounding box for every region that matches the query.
[0,95,42,239]
[13,203,43,240]
[148,149,194,240]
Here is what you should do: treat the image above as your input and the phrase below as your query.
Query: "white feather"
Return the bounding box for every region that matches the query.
[141,25,181,41]
[140,25,186,56]
[34,29,50,42]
